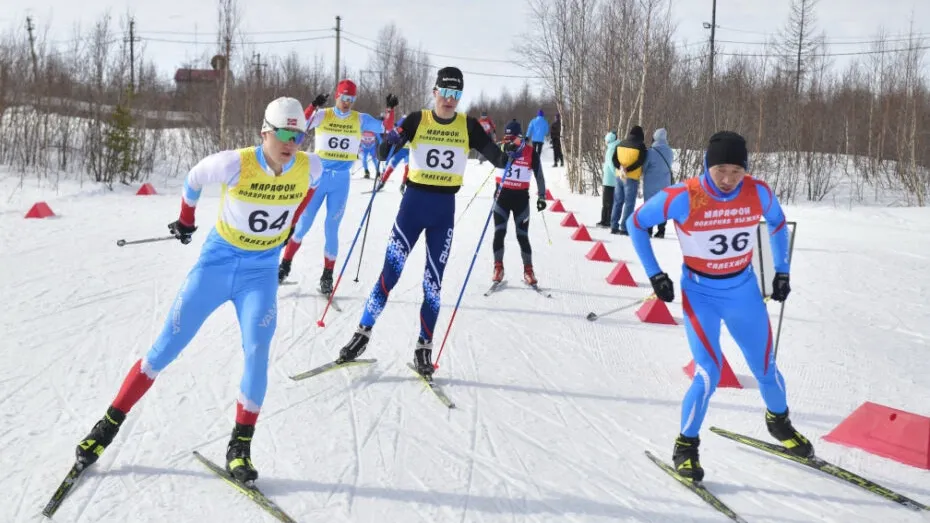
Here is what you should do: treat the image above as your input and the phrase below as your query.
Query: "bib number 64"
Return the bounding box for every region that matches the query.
[249,210,289,233]
[708,231,750,255]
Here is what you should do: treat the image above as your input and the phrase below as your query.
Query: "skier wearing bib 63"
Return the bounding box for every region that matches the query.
[339,66,525,377]
[626,130,813,482]
[71,97,323,485]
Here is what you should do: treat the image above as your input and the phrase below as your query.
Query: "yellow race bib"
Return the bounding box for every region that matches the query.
[313,109,362,161]
[215,148,310,250]
[407,110,469,187]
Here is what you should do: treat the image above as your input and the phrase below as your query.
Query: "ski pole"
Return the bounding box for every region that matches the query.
[454,166,496,226]
[116,235,176,247]
[538,207,552,246]
[317,144,397,327]
[585,293,656,321]
[434,157,516,370]
[353,174,380,282]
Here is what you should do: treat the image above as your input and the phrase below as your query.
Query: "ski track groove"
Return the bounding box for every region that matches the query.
[459,342,482,523]
[342,370,362,517]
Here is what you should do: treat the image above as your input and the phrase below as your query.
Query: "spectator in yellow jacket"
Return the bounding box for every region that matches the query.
[610,125,647,234]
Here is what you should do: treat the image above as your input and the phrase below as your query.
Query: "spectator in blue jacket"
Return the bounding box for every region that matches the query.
[598,131,622,227]
[526,109,550,156]
[641,127,674,238]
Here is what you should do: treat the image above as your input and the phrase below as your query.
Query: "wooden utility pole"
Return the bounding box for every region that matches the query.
[125,17,141,93]
[334,15,341,85]
[252,52,267,86]
[26,17,39,83]
[219,35,231,149]
[709,0,717,87]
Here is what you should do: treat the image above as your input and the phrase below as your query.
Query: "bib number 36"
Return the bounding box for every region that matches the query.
[249,210,290,233]
[708,231,750,255]
[426,148,455,169]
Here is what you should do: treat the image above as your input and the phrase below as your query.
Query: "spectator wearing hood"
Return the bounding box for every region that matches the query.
[610,125,648,234]
[550,113,563,167]
[598,131,622,228]
[526,109,550,157]
[642,128,674,238]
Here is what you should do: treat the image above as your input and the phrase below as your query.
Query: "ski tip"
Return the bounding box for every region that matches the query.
[585,312,597,321]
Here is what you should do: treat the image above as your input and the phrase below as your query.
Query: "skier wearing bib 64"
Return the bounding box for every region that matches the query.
[71,97,322,485]
[338,66,524,377]
[626,130,812,482]
[491,119,547,285]
[278,79,398,294]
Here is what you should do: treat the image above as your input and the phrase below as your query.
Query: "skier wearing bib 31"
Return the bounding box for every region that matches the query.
[491,119,547,285]
[278,80,398,294]
[73,97,323,485]
[338,66,524,377]
[626,130,812,482]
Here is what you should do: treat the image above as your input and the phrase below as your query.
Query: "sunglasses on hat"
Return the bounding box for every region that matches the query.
[264,119,306,145]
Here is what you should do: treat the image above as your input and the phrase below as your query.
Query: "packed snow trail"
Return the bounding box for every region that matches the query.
[2,157,930,522]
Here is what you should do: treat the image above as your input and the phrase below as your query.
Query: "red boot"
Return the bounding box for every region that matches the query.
[523,264,538,285]
[492,261,504,282]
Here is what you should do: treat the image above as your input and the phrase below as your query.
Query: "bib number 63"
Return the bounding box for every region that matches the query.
[708,231,750,255]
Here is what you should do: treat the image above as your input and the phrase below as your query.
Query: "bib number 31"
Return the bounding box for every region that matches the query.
[249,210,290,233]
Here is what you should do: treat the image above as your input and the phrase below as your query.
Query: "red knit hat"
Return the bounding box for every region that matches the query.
[336,79,357,97]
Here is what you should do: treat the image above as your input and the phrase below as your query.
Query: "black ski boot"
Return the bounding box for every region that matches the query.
[75,406,126,467]
[364,169,371,179]
[672,434,704,482]
[338,325,371,363]
[766,409,814,458]
[225,423,258,485]
[319,267,334,295]
[413,339,435,378]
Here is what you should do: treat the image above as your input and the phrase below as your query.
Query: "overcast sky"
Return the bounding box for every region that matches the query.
[6,0,930,110]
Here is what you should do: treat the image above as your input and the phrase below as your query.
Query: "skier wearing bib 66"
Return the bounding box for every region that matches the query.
[72,97,323,485]
[278,80,398,294]
[491,119,547,286]
[626,130,813,482]
[337,66,524,377]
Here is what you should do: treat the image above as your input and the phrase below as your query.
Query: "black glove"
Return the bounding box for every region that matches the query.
[536,197,547,211]
[278,259,292,284]
[502,142,518,153]
[771,273,791,302]
[312,93,328,107]
[649,272,675,302]
[385,93,399,108]
[168,220,197,245]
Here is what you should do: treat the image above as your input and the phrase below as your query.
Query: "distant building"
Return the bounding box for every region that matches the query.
[173,54,231,93]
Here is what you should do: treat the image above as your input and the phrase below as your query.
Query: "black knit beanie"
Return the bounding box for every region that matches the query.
[629,125,645,141]
[706,131,748,169]
[435,66,464,90]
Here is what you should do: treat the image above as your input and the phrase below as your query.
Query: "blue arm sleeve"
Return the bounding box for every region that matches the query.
[361,113,385,133]
[756,181,791,273]
[626,185,691,278]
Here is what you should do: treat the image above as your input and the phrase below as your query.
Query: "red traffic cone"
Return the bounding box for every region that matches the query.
[824,402,930,469]
[606,262,636,286]
[545,188,554,201]
[571,225,592,241]
[585,241,611,262]
[136,183,157,195]
[560,213,579,227]
[25,201,55,219]
[549,199,566,212]
[683,357,741,388]
[636,298,676,324]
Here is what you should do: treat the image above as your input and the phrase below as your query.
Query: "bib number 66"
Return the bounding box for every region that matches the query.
[249,210,290,233]
[708,231,750,255]
[327,136,351,150]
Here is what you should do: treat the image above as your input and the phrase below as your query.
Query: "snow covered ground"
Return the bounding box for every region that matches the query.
[2,148,930,523]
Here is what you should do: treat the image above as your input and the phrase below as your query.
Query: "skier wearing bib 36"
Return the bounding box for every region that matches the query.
[337,66,523,377]
[491,119,547,285]
[73,97,323,485]
[626,130,812,482]
[278,80,398,294]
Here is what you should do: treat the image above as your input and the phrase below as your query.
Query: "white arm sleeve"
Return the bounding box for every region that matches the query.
[182,150,242,206]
